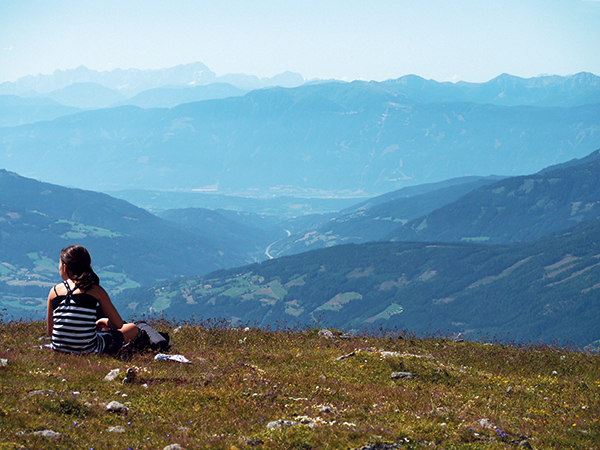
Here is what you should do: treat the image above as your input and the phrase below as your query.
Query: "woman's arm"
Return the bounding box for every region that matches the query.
[91,285,124,330]
[46,289,55,336]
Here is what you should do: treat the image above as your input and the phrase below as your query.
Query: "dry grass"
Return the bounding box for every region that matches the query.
[0,319,598,449]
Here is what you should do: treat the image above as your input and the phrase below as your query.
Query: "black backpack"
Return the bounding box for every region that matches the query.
[124,321,171,353]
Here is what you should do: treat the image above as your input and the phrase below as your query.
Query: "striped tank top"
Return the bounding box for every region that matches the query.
[51,281,100,354]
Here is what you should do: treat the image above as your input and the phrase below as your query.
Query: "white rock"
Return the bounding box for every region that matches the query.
[33,430,62,439]
[318,329,335,339]
[104,368,121,382]
[390,372,414,379]
[106,401,129,413]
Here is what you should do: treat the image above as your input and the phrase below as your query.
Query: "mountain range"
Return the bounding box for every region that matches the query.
[1,75,598,197]
[0,62,305,96]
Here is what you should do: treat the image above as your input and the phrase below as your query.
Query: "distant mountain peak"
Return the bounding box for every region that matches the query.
[0,62,306,97]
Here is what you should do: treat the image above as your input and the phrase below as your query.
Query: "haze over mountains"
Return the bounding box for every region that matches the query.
[1,62,599,347]
[0,63,598,197]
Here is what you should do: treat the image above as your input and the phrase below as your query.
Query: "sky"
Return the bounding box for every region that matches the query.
[1,0,599,84]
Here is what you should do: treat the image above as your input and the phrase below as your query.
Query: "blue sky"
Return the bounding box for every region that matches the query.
[1,0,599,84]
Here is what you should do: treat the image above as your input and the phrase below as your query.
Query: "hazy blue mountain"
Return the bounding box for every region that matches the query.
[0,170,277,319]
[387,149,600,244]
[39,82,126,109]
[115,218,600,347]
[0,63,217,96]
[0,81,598,196]
[384,72,600,106]
[216,70,305,91]
[342,176,504,213]
[0,63,305,97]
[268,176,504,257]
[118,83,248,109]
[0,95,80,127]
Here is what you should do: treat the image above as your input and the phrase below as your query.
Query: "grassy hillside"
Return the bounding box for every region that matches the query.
[387,150,600,244]
[0,320,598,449]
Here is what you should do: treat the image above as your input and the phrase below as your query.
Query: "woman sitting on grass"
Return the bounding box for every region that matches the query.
[46,245,138,355]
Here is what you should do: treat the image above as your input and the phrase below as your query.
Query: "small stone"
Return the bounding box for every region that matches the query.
[390,372,414,379]
[163,445,184,450]
[108,426,126,433]
[518,440,532,449]
[479,418,494,429]
[104,369,121,382]
[266,421,281,430]
[319,406,333,414]
[318,329,336,339]
[0,358,8,367]
[266,419,301,430]
[106,401,129,413]
[335,351,356,361]
[27,389,56,397]
[33,430,62,440]
[380,351,401,358]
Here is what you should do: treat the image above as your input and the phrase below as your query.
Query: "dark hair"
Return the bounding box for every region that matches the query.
[60,245,100,291]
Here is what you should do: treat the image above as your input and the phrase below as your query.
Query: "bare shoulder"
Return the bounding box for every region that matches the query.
[86,284,110,301]
[48,283,65,299]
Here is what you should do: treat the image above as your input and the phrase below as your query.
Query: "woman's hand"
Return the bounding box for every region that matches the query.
[96,318,110,331]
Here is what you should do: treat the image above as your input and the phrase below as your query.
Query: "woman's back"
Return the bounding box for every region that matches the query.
[50,281,99,354]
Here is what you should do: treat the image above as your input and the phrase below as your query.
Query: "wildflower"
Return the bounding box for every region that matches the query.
[495,428,508,438]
